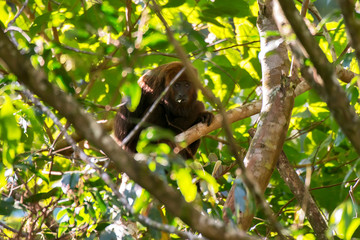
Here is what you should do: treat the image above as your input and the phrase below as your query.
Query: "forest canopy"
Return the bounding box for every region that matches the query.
[0,0,359,239]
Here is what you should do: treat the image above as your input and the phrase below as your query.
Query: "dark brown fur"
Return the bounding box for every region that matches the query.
[114,62,213,159]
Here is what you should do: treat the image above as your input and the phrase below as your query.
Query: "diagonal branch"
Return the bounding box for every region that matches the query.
[275,0,360,156]
[276,150,328,239]
[0,28,257,240]
[338,0,360,67]
[23,89,205,240]
[175,80,310,148]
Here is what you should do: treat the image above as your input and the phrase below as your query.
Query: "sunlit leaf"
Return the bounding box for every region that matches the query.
[195,170,219,193]
[175,168,197,202]
[0,95,21,141]
[329,201,360,240]
[142,32,169,49]
[133,189,150,213]
[56,208,69,221]
[95,191,107,214]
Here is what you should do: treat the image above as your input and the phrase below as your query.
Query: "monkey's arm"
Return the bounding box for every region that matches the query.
[194,101,214,126]
[114,105,138,152]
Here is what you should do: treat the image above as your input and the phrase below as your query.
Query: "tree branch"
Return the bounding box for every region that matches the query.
[176,60,355,149]
[275,0,360,156]
[175,80,309,148]
[338,0,360,67]
[0,28,257,240]
[23,89,205,240]
[228,0,294,231]
[276,151,328,240]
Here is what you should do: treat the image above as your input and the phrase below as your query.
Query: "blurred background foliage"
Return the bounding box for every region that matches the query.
[0,0,359,239]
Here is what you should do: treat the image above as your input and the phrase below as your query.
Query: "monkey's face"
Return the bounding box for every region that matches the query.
[171,80,193,104]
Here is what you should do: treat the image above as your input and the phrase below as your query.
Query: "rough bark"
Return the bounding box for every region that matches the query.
[277,151,328,240]
[338,0,360,67]
[271,3,329,237]
[223,0,294,231]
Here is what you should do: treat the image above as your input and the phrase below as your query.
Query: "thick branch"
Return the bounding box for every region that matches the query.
[176,80,309,147]
[272,3,331,239]
[0,28,257,240]
[338,0,360,66]
[222,0,294,232]
[175,100,262,146]
[275,0,360,156]
[276,151,328,240]
[176,61,355,148]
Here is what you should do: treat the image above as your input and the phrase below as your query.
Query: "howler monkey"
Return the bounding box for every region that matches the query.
[114,62,213,159]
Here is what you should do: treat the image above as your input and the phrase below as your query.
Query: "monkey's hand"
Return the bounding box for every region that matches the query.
[198,111,214,126]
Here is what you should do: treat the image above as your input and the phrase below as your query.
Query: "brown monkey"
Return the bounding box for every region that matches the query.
[114,62,213,159]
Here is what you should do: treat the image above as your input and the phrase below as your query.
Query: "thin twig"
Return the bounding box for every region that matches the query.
[7,0,29,27]
[0,221,27,237]
[349,178,360,218]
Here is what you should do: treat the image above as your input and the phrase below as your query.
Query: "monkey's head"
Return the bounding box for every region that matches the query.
[168,79,195,105]
[138,62,199,110]
[138,62,185,94]
[163,64,198,117]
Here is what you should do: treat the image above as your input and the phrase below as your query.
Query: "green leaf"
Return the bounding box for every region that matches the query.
[58,222,68,237]
[0,95,22,167]
[0,166,6,189]
[55,208,68,221]
[133,190,150,213]
[163,0,186,8]
[202,0,250,18]
[195,169,219,193]
[198,16,225,28]
[95,191,107,214]
[0,95,21,141]
[29,12,51,37]
[329,201,360,240]
[137,126,174,154]
[24,187,62,203]
[139,126,174,142]
[96,222,111,232]
[15,163,50,184]
[0,197,16,216]
[141,32,169,49]
[175,168,197,202]
[61,173,80,190]
[86,202,96,219]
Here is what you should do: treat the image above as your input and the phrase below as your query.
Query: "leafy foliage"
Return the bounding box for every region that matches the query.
[0,0,359,239]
